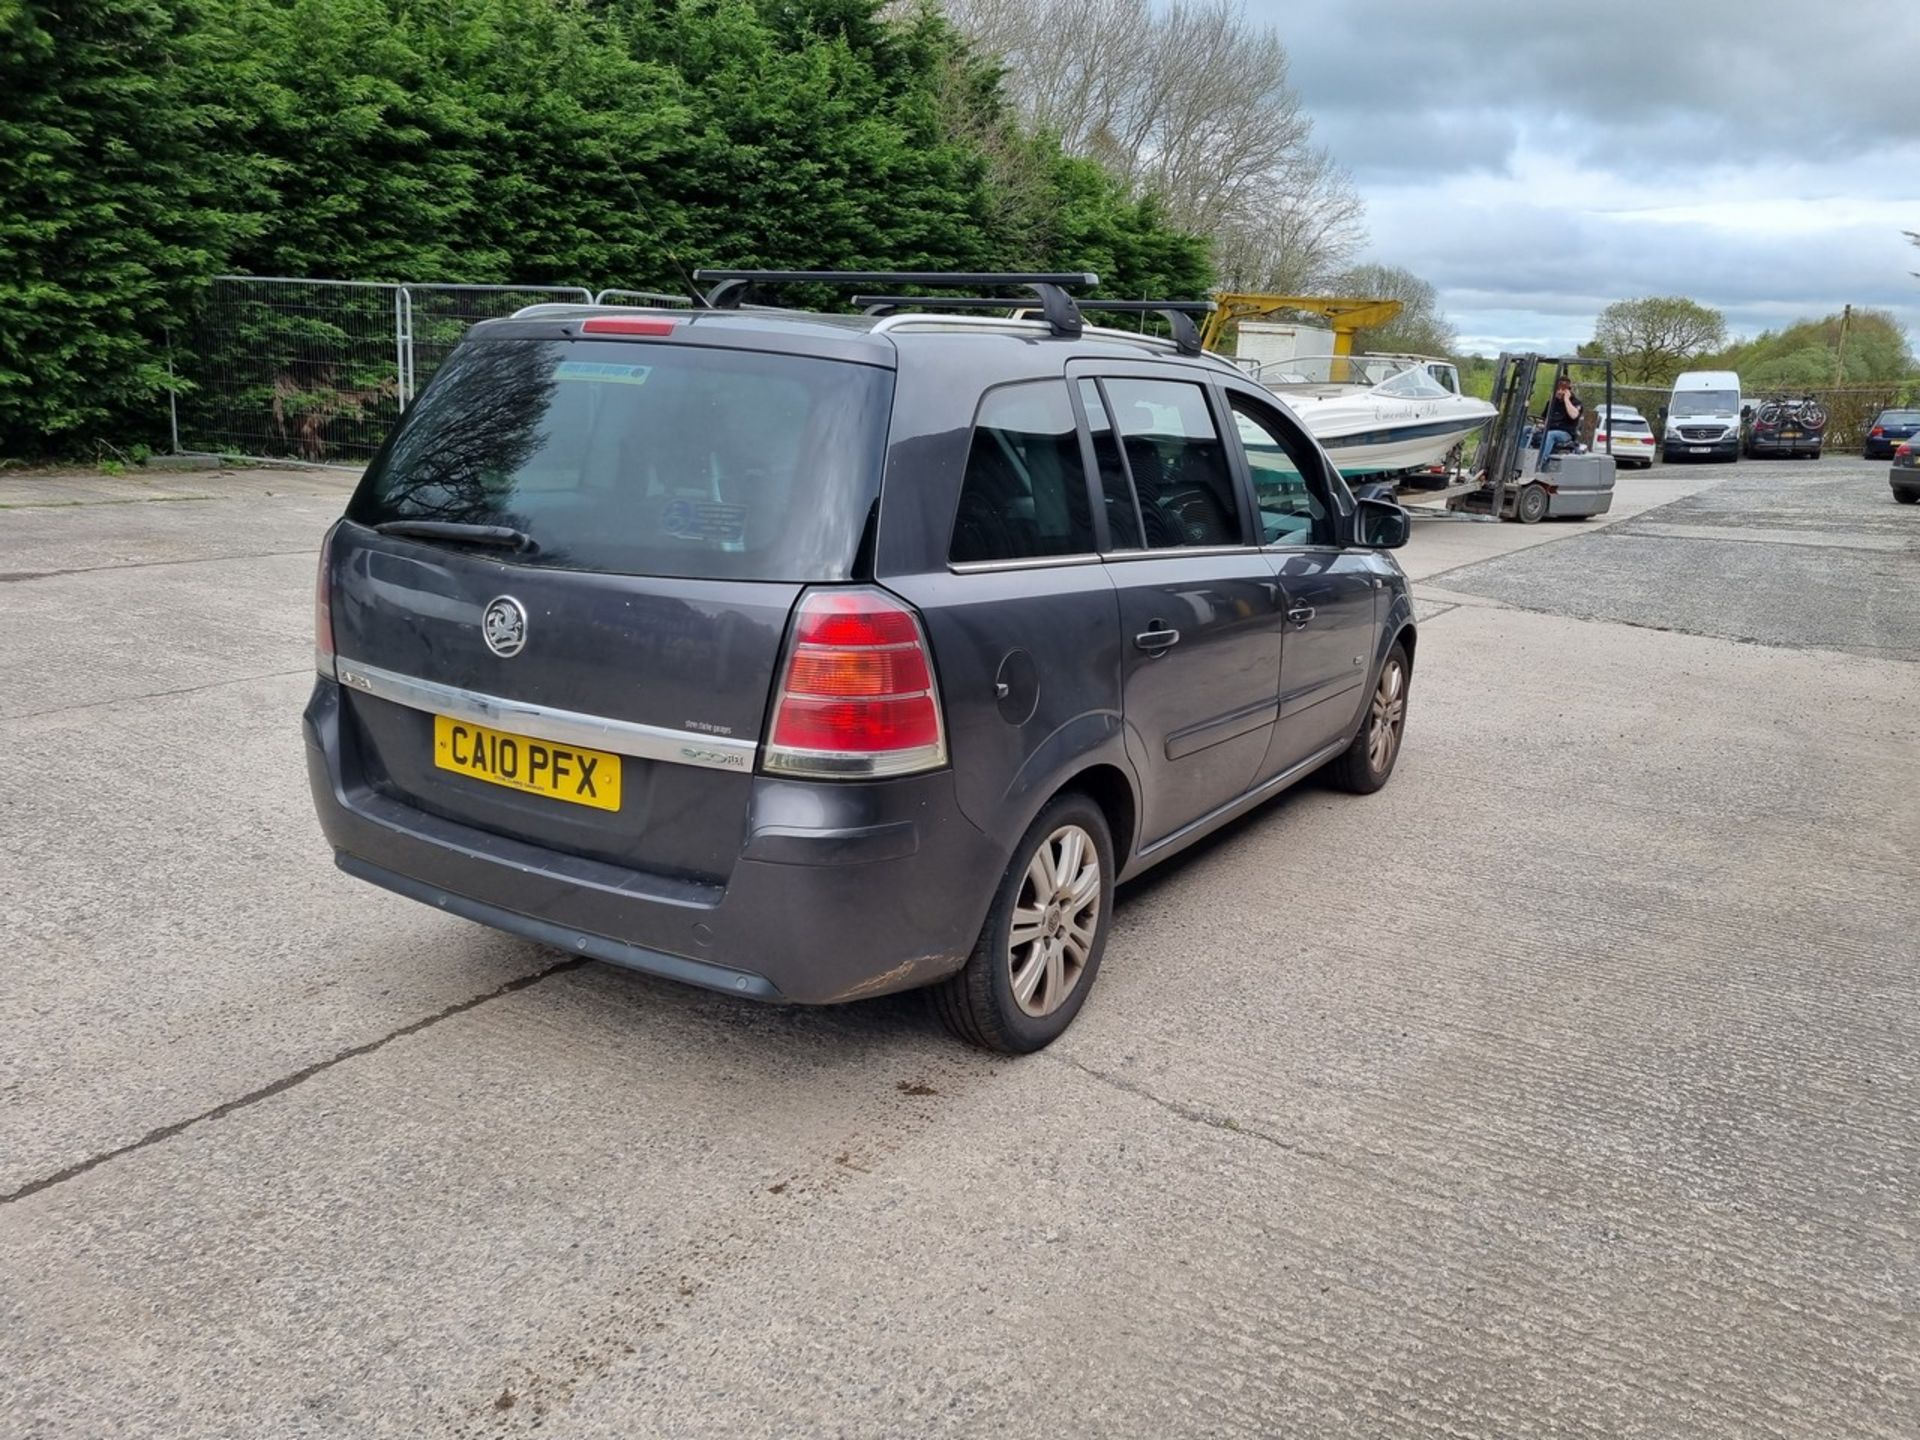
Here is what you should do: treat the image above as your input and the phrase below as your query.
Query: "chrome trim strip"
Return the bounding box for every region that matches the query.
[331,656,760,773]
[1100,544,1259,562]
[948,553,1102,575]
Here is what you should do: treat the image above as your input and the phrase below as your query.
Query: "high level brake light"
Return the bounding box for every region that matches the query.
[581,316,678,336]
[764,589,947,779]
[314,522,337,676]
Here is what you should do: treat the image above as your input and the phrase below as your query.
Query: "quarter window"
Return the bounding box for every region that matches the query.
[949,381,1096,564]
[1229,397,1334,546]
[1103,379,1244,548]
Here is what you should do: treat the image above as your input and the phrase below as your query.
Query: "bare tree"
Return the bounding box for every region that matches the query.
[1331,262,1456,356]
[945,0,1365,290]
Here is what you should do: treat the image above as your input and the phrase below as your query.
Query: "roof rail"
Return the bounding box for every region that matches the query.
[853,294,1212,356]
[691,269,1097,337]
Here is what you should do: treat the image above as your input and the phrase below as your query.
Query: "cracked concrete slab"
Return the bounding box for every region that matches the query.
[2,461,1916,1438]
[1424,456,1920,661]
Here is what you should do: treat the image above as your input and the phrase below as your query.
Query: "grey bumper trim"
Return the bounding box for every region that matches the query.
[332,656,760,773]
[335,854,781,999]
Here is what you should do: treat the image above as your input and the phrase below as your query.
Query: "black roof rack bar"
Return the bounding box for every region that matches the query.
[692,269,1097,337]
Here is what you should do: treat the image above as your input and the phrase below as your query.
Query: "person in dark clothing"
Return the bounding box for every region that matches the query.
[1538,376,1583,468]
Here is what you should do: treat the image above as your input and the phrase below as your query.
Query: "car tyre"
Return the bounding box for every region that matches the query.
[1326,643,1410,796]
[1895,490,1918,505]
[1515,482,1549,524]
[932,792,1114,1054]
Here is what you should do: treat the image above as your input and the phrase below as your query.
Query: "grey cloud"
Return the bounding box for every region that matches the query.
[1265,0,1920,179]
[1254,0,1920,348]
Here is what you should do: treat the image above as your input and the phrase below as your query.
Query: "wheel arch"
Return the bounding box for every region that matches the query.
[1057,762,1138,874]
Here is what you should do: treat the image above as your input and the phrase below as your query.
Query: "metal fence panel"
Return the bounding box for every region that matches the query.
[174,277,405,462]
[593,289,693,307]
[401,284,591,401]
[173,278,596,463]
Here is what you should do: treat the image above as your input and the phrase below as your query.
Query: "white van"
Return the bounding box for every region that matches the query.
[1663,370,1742,462]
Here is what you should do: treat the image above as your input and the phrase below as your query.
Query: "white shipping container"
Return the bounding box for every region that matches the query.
[1234,320,1334,372]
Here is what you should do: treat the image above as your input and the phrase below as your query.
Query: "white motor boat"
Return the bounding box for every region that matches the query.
[1251,353,1496,479]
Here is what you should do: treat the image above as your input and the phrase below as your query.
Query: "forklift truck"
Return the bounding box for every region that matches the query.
[1448,353,1618,524]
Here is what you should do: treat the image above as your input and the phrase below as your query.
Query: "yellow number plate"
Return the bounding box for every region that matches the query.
[433,715,621,811]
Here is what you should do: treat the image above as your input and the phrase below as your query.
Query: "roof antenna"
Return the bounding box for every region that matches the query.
[604,154,711,309]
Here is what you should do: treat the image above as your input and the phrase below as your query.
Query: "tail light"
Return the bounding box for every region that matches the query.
[764,589,947,779]
[1871,426,1885,437]
[1898,443,1913,458]
[314,522,337,675]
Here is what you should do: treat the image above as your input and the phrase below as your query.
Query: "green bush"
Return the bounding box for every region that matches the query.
[1,0,1212,458]
[0,0,261,454]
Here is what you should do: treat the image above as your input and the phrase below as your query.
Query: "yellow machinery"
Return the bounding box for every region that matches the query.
[1199,294,1404,358]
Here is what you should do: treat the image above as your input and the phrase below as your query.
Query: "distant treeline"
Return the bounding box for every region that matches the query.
[0,0,1213,457]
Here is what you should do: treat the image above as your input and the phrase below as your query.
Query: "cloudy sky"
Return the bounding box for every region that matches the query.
[1260,0,1920,354]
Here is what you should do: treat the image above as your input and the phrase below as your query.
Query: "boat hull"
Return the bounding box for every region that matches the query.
[1275,389,1496,478]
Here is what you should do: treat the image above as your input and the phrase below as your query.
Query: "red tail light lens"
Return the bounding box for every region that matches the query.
[765,589,946,777]
[581,316,677,336]
[1898,443,1912,457]
[1871,426,1885,437]
[314,523,337,674]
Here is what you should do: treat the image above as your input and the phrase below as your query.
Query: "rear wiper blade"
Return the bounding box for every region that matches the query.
[374,520,537,553]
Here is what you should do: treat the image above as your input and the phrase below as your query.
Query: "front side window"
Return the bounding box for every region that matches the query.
[949,381,1096,564]
[1102,379,1244,548]
[1228,397,1334,546]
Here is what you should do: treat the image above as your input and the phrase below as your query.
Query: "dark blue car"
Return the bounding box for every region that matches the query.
[1864,409,1920,460]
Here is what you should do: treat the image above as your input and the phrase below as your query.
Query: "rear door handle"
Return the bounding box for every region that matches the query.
[1286,605,1315,628]
[1135,624,1181,654]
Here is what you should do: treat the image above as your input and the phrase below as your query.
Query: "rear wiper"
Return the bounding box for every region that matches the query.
[374,520,538,553]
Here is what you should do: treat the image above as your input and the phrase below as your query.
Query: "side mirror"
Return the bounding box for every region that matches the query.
[1354,496,1410,549]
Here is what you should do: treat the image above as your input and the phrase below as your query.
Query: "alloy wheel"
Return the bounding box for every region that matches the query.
[1368,659,1407,774]
[1007,825,1101,1018]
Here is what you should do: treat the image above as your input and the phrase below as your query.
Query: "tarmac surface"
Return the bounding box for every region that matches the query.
[2,455,1916,1438]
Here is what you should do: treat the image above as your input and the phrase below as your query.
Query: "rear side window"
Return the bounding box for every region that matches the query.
[949,381,1095,564]
[1103,379,1244,548]
[347,339,892,581]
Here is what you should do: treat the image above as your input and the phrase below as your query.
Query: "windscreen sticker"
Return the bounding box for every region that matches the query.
[661,498,747,543]
[555,361,652,386]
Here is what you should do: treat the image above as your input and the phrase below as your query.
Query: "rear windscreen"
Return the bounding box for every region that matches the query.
[347,339,892,580]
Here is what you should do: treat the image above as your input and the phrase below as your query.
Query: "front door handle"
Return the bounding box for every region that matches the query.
[1135,624,1181,654]
[1286,605,1315,629]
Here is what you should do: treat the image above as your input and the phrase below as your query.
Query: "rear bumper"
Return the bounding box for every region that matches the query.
[304,678,1005,1003]
[1865,438,1912,459]
[1744,433,1822,455]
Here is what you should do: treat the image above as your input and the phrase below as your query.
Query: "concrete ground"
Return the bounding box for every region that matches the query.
[2,456,1916,1438]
